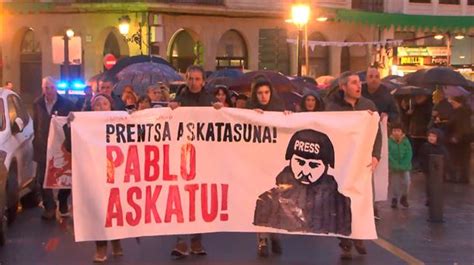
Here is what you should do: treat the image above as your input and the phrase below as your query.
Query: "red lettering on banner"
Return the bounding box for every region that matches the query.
[163,144,177,181]
[124,145,141,183]
[126,187,142,226]
[105,188,123,227]
[144,145,160,181]
[201,184,218,222]
[184,184,199,222]
[180,144,196,181]
[145,185,162,224]
[220,184,229,221]
[106,146,124,184]
[165,185,184,223]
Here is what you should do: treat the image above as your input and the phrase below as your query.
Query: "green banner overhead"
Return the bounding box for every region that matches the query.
[335,9,474,31]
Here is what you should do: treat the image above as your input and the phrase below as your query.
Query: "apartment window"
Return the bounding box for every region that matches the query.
[409,0,431,3]
[439,0,460,4]
[467,0,474,4]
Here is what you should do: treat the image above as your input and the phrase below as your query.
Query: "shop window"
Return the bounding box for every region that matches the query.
[409,0,431,3]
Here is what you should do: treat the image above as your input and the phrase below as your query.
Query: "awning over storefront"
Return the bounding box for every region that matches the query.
[335,9,474,31]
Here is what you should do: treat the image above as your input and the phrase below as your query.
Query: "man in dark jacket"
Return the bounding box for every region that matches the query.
[446,96,472,183]
[325,71,382,260]
[98,79,125,110]
[33,76,75,220]
[254,129,351,235]
[169,65,222,258]
[362,66,400,123]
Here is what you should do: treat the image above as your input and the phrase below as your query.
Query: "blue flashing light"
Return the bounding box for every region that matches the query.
[57,82,68,89]
[72,81,86,90]
[57,89,66,95]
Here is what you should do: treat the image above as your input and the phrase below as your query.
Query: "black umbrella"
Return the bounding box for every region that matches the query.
[422,67,469,87]
[402,69,427,87]
[391,86,433,96]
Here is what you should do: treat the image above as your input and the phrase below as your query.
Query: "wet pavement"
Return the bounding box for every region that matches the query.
[0,172,472,265]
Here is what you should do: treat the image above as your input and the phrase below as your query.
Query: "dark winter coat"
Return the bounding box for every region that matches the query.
[408,99,433,138]
[299,90,324,112]
[174,87,214,107]
[245,83,285,111]
[418,129,448,174]
[362,83,400,123]
[324,91,382,160]
[253,166,351,235]
[111,93,126,110]
[447,106,472,143]
[388,135,412,171]
[33,94,74,164]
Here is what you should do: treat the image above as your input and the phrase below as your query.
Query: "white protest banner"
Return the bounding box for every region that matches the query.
[44,116,72,189]
[374,117,389,202]
[71,108,379,242]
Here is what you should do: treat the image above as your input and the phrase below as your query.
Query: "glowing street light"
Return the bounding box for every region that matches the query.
[291,4,310,28]
[290,3,310,76]
[434,34,444,40]
[118,15,131,36]
[66,29,75,39]
[454,33,465,40]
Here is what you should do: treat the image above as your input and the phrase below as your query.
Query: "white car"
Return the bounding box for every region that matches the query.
[0,88,38,246]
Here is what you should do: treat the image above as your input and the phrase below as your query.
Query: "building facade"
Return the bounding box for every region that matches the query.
[0,0,472,105]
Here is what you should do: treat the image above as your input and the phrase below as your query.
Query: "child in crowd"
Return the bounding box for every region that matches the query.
[137,95,152,110]
[418,128,448,206]
[388,123,413,208]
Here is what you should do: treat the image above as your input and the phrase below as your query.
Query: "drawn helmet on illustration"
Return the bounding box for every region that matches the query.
[285,129,335,185]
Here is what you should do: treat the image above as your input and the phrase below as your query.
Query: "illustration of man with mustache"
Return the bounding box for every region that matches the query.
[253,129,352,236]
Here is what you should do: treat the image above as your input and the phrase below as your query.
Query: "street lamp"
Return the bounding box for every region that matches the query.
[118,15,143,54]
[291,3,310,76]
[63,28,74,93]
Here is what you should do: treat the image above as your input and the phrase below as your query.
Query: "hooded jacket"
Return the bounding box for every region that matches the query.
[300,90,325,112]
[418,128,448,174]
[388,135,412,171]
[253,166,351,236]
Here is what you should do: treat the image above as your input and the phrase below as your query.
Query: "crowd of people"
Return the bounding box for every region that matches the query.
[30,64,472,262]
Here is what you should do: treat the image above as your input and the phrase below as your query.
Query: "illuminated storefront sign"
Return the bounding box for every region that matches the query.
[397,46,448,57]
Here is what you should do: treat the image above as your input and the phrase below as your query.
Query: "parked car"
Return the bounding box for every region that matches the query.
[0,88,38,246]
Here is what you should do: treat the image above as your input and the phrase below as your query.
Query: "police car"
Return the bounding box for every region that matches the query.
[0,88,38,246]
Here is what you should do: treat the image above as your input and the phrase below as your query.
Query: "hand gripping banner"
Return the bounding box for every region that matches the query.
[71,108,379,241]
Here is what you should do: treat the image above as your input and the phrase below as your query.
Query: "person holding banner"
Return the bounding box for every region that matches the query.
[245,76,287,257]
[33,76,75,220]
[168,65,223,258]
[71,93,124,263]
[299,90,324,112]
[325,71,382,260]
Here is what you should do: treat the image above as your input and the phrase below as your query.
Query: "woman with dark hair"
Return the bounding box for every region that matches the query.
[246,77,285,112]
[214,85,234,107]
[246,76,287,257]
[300,90,324,112]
